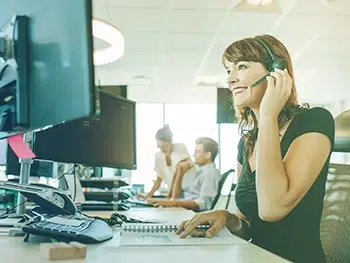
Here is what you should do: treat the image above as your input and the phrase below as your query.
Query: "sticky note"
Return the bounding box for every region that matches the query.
[7,133,36,159]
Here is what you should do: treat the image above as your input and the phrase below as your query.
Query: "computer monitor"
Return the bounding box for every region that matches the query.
[33,90,137,170]
[0,0,97,215]
[217,87,237,124]
[100,85,127,98]
[0,0,96,139]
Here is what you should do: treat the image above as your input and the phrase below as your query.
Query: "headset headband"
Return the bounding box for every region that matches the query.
[255,38,276,61]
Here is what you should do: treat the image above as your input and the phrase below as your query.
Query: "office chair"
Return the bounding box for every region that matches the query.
[320,163,350,263]
[211,169,235,210]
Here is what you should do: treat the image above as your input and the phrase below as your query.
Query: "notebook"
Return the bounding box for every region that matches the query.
[119,223,244,246]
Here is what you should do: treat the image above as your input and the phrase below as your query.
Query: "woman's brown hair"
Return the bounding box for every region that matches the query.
[222,34,308,157]
[155,124,173,143]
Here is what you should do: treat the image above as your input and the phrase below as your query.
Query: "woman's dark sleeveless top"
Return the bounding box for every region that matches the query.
[235,107,335,263]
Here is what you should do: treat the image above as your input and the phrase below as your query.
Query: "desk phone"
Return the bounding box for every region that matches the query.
[0,181,113,244]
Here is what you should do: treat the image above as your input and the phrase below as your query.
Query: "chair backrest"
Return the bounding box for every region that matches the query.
[211,169,235,210]
[320,163,350,263]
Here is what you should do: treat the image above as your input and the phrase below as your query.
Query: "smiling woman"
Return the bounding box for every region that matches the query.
[177,34,335,263]
[222,35,303,157]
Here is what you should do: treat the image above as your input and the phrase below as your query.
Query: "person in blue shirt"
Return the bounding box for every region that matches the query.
[148,137,222,212]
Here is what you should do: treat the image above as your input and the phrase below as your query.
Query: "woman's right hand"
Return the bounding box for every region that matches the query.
[176,210,231,238]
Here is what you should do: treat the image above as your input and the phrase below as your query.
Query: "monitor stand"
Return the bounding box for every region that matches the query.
[15,132,34,215]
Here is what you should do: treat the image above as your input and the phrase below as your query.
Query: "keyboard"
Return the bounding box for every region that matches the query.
[22,213,113,244]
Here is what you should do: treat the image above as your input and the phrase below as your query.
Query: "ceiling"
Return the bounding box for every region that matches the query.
[92,0,350,105]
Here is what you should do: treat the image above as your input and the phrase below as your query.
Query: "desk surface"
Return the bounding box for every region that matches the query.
[0,208,290,263]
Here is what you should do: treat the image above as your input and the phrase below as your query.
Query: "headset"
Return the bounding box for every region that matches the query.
[251,38,287,87]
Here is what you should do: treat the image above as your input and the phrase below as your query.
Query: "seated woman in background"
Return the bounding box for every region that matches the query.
[137,125,195,200]
[176,34,335,263]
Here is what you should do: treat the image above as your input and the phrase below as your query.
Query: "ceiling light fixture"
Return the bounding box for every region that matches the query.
[247,0,273,5]
[92,18,125,66]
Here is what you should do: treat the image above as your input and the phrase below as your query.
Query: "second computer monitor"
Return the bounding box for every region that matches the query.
[33,91,136,170]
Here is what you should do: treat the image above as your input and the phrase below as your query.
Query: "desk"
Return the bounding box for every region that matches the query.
[86,207,194,224]
[0,208,290,263]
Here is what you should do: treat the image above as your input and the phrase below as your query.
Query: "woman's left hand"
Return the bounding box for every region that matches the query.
[259,68,293,118]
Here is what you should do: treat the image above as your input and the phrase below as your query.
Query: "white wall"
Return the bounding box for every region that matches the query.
[95,69,218,104]
[325,98,350,118]
[127,85,218,104]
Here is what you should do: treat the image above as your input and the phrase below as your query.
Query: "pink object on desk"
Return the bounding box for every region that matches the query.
[7,133,36,159]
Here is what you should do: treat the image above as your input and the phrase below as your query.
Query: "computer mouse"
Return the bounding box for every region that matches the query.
[117,203,130,211]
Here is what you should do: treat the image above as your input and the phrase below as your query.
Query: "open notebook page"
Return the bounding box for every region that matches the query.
[119,223,247,246]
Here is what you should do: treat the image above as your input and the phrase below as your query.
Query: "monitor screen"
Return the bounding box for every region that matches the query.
[33,91,137,170]
[217,87,237,124]
[0,0,96,139]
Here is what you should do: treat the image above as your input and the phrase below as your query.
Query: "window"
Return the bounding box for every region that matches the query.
[219,123,240,174]
[131,103,242,194]
[164,104,218,159]
[131,103,163,189]
[218,123,240,194]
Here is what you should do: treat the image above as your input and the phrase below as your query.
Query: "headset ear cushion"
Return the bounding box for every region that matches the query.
[270,58,287,71]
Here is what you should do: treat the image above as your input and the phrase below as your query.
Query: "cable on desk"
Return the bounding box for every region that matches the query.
[72,164,76,202]
[91,212,151,227]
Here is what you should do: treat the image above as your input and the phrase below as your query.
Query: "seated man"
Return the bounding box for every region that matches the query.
[148,137,222,212]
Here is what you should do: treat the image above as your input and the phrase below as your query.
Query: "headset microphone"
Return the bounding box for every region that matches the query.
[251,72,272,87]
[251,38,287,87]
